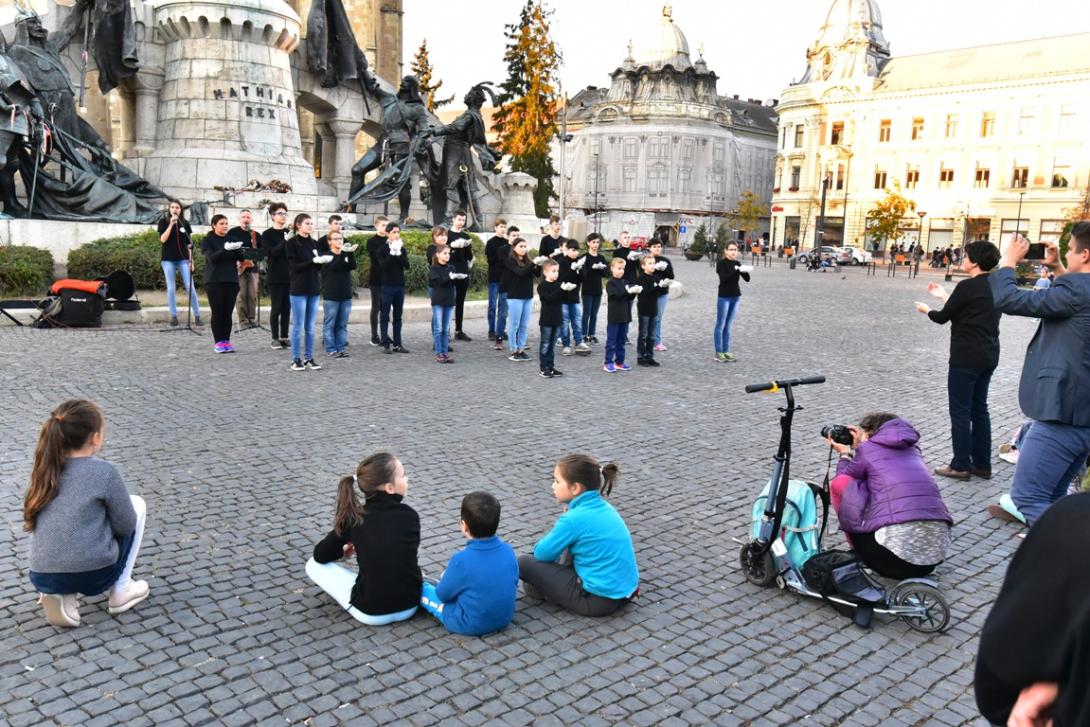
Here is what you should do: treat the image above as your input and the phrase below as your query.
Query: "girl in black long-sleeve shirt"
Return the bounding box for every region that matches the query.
[429,246,458,362]
[503,238,539,361]
[306,453,422,625]
[321,231,358,358]
[285,214,331,370]
[200,214,245,352]
[714,242,751,362]
[580,233,610,343]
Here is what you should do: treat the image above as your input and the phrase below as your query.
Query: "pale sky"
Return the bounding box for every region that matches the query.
[404,0,1090,108]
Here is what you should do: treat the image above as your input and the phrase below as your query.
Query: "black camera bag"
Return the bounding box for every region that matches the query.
[802,549,885,628]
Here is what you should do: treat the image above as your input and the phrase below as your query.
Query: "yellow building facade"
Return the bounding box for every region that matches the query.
[770,0,1090,254]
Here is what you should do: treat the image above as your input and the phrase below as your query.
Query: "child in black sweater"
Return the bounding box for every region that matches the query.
[321,230,358,358]
[537,259,565,378]
[580,233,610,344]
[307,453,422,625]
[635,255,663,367]
[649,239,675,350]
[378,223,411,354]
[429,246,462,363]
[604,257,639,372]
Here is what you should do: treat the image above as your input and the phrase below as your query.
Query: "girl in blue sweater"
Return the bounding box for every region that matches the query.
[518,454,639,617]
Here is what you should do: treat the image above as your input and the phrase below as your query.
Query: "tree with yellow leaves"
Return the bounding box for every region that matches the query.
[410,39,453,112]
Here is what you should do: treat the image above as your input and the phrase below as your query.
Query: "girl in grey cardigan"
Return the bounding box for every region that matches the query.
[24,400,150,627]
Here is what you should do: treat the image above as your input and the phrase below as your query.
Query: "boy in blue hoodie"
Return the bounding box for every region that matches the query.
[421,492,519,635]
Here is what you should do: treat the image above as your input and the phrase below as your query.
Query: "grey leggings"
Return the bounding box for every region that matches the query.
[517,555,629,617]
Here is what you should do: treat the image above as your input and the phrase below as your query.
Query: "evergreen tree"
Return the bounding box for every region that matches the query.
[410,38,453,112]
[492,1,562,217]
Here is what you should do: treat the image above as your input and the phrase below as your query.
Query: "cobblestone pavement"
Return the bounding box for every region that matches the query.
[1,259,1035,726]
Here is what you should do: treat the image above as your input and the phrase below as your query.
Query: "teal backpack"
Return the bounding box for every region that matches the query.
[750,479,824,568]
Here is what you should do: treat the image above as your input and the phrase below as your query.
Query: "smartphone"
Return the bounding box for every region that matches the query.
[1026,243,1046,260]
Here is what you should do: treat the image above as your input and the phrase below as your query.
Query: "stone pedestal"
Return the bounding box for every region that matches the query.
[143,0,317,202]
[497,172,540,231]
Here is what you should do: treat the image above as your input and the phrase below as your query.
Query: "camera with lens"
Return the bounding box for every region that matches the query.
[821,424,854,447]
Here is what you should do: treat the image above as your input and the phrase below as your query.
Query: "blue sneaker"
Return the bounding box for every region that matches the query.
[214,341,228,353]
[603,362,616,373]
[617,362,632,371]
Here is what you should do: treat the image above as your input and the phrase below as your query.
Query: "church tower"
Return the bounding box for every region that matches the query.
[799,0,890,89]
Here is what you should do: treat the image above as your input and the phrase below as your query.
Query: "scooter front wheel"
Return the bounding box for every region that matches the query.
[891,583,951,633]
[739,542,777,587]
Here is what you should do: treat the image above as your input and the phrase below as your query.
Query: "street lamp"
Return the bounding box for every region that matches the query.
[1015,190,1026,237]
[592,152,601,234]
[917,210,928,250]
[816,171,831,247]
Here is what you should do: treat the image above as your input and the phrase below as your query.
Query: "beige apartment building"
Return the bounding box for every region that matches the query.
[770,0,1090,253]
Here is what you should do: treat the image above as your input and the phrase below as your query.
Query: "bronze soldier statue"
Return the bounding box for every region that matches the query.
[428,83,502,228]
[0,49,42,216]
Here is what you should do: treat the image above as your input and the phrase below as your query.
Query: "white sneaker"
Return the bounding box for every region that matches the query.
[999,451,1019,464]
[108,579,150,614]
[575,342,592,355]
[561,346,573,356]
[39,593,80,627]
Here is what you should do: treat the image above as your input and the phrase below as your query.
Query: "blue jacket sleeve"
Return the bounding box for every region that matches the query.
[990,267,1080,320]
[533,513,578,562]
[434,551,465,603]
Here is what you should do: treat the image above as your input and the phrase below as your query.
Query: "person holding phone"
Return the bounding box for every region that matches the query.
[914,240,1001,481]
[985,226,1090,527]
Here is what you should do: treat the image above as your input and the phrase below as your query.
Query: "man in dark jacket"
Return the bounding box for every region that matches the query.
[989,225,1090,526]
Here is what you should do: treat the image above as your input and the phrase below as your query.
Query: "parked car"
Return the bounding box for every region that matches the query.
[794,246,840,266]
[840,246,873,265]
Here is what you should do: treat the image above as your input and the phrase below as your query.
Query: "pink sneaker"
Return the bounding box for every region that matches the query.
[39,593,80,627]
[654,343,667,352]
[108,579,150,614]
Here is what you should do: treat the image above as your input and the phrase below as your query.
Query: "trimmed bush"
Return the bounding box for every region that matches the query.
[68,230,207,290]
[0,244,54,296]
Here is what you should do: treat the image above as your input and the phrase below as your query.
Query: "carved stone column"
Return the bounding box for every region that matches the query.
[326,119,362,199]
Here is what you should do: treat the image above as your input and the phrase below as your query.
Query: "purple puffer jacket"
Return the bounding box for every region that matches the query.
[835,418,953,534]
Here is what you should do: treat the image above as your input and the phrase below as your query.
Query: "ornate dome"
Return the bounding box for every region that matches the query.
[815,0,888,53]
[633,4,692,71]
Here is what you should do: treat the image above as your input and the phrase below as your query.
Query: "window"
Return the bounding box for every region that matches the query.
[1052,159,1070,188]
[794,125,804,148]
[878,119,891,143]
[830,122,844,145]
[1001,218,1031,238]
[835,163,845,191]
[647,164,668,194]
[681,138,694,160]
[980,111,996,138]
[623,138,638,159]
[677,168,691,194]
[911,117,925,141]
[905,167,920,189]
[945,113,959,139]
[1059,105,1076,135]
[974,167,990,189]
[648,137,669,159]
[1040,220,1067,245]
[1018,108,1037,136]
[623,166,637,192]
[781,126,787,149]
[1011,166,1028,189]
[874,169,887,189]
[713,142,725,163]
[939,167,955,188]
[790,165,801,189]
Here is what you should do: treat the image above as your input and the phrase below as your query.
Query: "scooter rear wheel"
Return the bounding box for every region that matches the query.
[891,583,951,633]
[739,542,777,587]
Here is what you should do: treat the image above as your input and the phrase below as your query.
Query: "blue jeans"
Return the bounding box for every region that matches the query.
[654,294,668,344]
[605,322,628,364]
[581,292,601,338]
[380,285,405,347]
[30,530,134,596]
[506,298,532,352]
[637,314,657,359]
[290,294,320,360]
[560,302,583,346]
[432,304,454,354]
[488,282,508,337]
[1010,421,1090,526]
[947,365,995,471]
[714,296,741,353]
[322,299,352,353]
[161,259,201,319]
[540,325,558,370]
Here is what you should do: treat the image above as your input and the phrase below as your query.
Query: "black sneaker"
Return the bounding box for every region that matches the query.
[508,352,520,362]
[488,332,497,341]
[455,331,472,342]
[637,358,651,367]
[393,345,410,354]
[539,369,554,378]
[304,358,322,370]
[170,316,179,327]
[383,344,393,354]
[280,338,289,349]
[370,337,381,346]
[550,368,564,377]
[517,351,531,361]
[646,359,661,367]
[270,340,281,350]
[290,359,305,371]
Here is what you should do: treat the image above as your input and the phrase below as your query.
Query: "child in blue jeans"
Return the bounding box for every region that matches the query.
[421,492,519,636]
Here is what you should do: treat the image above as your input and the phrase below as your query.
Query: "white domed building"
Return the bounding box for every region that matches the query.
[560,5,778,245]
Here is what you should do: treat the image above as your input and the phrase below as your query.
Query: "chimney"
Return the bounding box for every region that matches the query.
[733,94,739,100]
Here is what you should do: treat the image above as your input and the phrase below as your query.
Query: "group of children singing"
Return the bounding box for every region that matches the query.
[21,399,640,633]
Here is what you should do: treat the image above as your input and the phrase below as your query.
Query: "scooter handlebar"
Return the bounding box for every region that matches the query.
[744,376,826,394]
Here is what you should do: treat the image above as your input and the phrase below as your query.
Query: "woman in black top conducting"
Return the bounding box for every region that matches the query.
[713,242,752,362]
[915,240,1001,480]
[285,214,331,371]
[157,199,202,327]
[200,215,245,353]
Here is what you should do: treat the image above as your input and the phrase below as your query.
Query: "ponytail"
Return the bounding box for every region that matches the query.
[332,452,399,536]
[556,454,619,498]
[333,474,364,536]
[24,400,104,531]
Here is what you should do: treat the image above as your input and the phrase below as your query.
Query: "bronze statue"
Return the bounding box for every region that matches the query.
[428,83,503,228]
[0,50,41,216]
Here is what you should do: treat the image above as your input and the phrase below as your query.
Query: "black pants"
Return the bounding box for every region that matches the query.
[852,531,937,580]
[453,278,469,332]
[268,283,290,340]
[369,285,381,341]
[517,554,629,617]
[206,282,239,343]
[637,314,657,359]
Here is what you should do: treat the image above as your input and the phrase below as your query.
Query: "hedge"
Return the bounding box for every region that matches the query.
[66,228,487,296]
[0,244,55,296]
[68,230,208,290]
